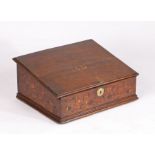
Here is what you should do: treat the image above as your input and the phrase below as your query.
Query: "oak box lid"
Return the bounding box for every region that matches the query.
[13,39,138,98]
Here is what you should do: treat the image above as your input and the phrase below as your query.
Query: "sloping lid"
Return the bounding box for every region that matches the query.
[13,39,138,98]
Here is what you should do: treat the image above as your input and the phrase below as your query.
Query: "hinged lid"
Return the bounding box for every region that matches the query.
[13,39,138,98]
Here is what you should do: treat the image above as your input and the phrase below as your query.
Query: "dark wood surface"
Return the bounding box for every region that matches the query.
[60,77,137,118]
[13,39,138,98]
[16,64,138,123]
[13,39,138,123]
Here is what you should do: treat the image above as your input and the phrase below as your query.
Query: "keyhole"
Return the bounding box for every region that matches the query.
[97,88,104,97]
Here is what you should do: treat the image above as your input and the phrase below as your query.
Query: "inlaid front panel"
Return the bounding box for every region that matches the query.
[61,77,136,117]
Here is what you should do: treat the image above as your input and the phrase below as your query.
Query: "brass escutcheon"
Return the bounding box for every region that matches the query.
[97,88,104,97]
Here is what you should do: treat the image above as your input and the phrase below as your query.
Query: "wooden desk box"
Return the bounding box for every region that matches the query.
[13,40,138,123]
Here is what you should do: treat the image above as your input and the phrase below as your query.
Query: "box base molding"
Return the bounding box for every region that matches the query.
[17,93,138,124]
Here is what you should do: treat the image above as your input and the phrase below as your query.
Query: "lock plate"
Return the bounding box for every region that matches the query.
[97,88,104,97]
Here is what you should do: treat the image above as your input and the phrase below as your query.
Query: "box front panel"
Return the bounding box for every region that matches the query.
[61,77,136,118]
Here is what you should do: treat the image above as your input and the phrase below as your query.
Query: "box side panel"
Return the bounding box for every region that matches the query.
[17,64,61,117]
[60,77,137,121]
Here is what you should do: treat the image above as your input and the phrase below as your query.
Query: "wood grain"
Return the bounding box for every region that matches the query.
[13,39,138,123]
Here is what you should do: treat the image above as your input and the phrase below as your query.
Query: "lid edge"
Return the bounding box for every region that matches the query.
[57,72,139,99]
